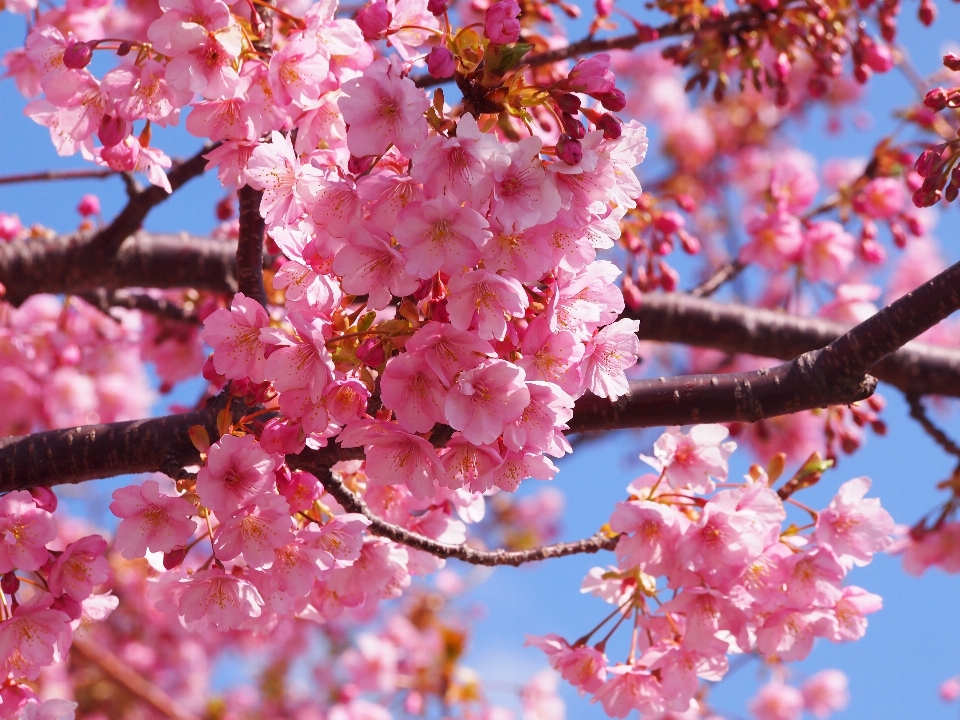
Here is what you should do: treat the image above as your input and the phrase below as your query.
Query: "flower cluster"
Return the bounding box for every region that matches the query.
[528,426,894,718]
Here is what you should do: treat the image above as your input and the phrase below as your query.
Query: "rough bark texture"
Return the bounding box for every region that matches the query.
[236,185,268,307]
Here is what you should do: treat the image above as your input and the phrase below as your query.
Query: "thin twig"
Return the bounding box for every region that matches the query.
[306,462,619,567]
[0,168,115,185]
[689,260,745,297]
[78,289,200,325]
[906,394,960,461]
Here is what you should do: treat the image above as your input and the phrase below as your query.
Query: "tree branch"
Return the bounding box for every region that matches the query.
[629,291,960,399]
[0,168,115,185]
[79,289,200,324]
[236,186,268,307]
[72,636,202,720]
[0,232,237,306]
[290,450,618,566]
[906,394,960,462]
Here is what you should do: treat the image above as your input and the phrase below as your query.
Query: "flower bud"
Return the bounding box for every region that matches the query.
[0,572,19,596]
[116,40,133,56]
[560,112,585,139]
[63,41,93,69]
[862,40,894,73]
[555,93,581,114]
[98,114,130,148]
[163,547,187,570]
[347,154,377,175]
[654,211,684,234]
[919,0,937,26]
[261,417,306,454]
[595,0,614,17]
[944,52,960,72]
[924,87,948,111]
[426,46,456,78]
[427,0,449,15]
[556,134,582,165]
[356,336,385,367]
[216,196,234,221]
[357,0,392,40]
[598,88,626,111]
[915,148,942,177]
[485,0,521,44]
[29,487,58,513]
[0,213,22,242]
[566,54,615,94]
[77,193,101,217]
[596,112,621,139]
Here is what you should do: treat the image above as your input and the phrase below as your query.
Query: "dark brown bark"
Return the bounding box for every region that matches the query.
[0,232,237,306]
[236,186,268,307]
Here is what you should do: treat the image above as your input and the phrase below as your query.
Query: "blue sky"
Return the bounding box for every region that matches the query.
[3,3,960,718]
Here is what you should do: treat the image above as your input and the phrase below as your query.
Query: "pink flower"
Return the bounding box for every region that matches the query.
[245,131,315,226]
[268,37,331,108]
[609,500,682,575]
[338,57,429,157]
[640,425,736,493]
[801,221,855,284]
[831,585,882,641]
[579,319,641,401]
[502,380,574,457]
[521,669,565,720]
[76,194,100,217]
[592,665,666,718]
[341,422,444,499]
[110,479,198,559]
[200,292,270,382]
[440,433,503,492]
[395,196,490,278]
[801,669,849,718]
[47,535,109,602]
[491,137,562,230]
[101,60,192,127]
[854,177,905,219]
[741,210,804,269]
[565,54,616,95]
[816,476,894,567]
[749,681,804,720]
[332,228,419,310]
[818,283,880,324]
[484,0,521,44]
[526,634,607,694]
[307,513,371,571]
[445,360,530,445]
[196,434,279,513]
[518,319,584,394]
[178,567,264,631]
[380,352,448,433]
[756,609,836,661]
[0,491,56,574]
[0,594,71,680]
[404,322,495,387]
[0,213,23,241]
[446,270,529,341]
[356,0,392,39]
[262,312,336,400]
[163,25,244,100]
[213,493,294,569]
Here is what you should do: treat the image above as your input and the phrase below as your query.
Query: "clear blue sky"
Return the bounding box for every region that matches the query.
[3,5,960,718]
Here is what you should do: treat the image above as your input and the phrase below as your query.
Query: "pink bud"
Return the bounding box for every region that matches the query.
[919,0,937,26]
[427,0,449,14]
[347,154,377,175]
[29,486,58,513]
[485,0,521,44]
[163,547,187,570]
[862,40,894,73]
[597,113,621,139]
[356,337,385,367]
[924,87,948,111]
[595,0,614,17]
[940,677,960,702]
[560,112,585,139]
[0,572,19,595]
[77,193,101,217]
[654,211,684,234]
[944,52,960,72]
[357,0,392,39]
[774,52,791,82]
[659,261,679,291]
[426,46,456,78]
[556,134,582,165]
[555,93,581,114]
[0,213,22,242]
[566,54,615,94]
[116,40,133,56]
[260,417,307,454]
[598,88,626,111]
[63,41,93,69]
[679,231,701,254]
[98,115,130,148]
[861,239,887,263]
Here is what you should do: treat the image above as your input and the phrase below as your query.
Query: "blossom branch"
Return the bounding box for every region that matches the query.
[79,288,200,324]
[236,186,268,307]
[292,451,618,566]
[72,636,203,720]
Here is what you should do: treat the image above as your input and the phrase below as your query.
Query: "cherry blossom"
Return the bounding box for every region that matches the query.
[110,479,199,558]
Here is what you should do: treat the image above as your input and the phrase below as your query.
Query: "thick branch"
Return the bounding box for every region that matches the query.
[0,232,237,306]
[291,451,618,566]
[630,292,960,399]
